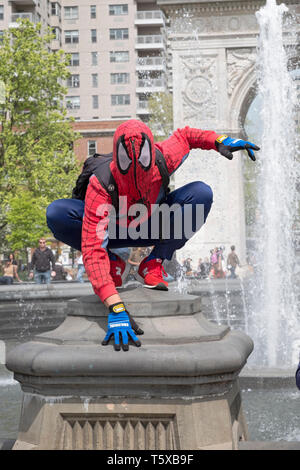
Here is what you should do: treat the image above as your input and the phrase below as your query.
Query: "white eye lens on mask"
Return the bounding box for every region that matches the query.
[138,137,152,170]
[117,140,132,173]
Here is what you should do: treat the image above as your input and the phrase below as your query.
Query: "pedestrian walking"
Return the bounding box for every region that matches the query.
[227,245,241,279]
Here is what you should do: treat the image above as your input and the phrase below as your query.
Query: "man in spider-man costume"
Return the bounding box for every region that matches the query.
[47,119,259,351]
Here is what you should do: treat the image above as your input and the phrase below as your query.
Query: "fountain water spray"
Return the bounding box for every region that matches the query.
[250,0,299,367]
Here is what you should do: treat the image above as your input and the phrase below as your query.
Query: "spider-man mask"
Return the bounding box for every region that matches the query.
[112,120,155,205]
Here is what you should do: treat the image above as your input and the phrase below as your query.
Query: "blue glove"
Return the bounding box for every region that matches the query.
[102,302,142,351]
[216,135,260,161]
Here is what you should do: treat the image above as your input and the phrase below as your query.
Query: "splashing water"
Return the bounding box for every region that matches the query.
[249,0,299,367]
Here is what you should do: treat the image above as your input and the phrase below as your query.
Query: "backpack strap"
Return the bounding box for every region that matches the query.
[92,153,119,213]
[155,148,170,195]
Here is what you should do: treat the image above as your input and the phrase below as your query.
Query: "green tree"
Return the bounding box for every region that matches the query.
[5,191,49,250]
[0,19,79,251]
[148,92,173,140]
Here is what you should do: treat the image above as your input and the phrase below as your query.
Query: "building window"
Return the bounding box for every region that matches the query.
[69,52,79,66]
[109,28,128,40]
[111,73,130,85]
[51,2,60,16]
[109,4,128,16]
[92,95,99,109]
[67,74,80,88]
[0,31,3,43]
[92,73,98,88]
[90,5,96,19]
[110,51,129,63]
[64,6,78,20]
[91,52,98,66]
[88,140,97,156]
[0,6,4,21]
[65,30,79,44]
[111,94,130,106]
[66,96,80,109]
[51,27,61,42]
[91,29,97,43]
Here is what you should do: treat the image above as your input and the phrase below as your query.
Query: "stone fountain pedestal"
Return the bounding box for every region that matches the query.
[6,287,253,450]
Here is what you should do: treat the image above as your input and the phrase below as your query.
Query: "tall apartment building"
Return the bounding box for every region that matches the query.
[0,1,169,160]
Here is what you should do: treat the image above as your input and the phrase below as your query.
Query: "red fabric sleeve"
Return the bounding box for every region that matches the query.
[155,126,219,175]
[81,175,118,302]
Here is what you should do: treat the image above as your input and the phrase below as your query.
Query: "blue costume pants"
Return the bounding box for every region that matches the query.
[46,181,213,261]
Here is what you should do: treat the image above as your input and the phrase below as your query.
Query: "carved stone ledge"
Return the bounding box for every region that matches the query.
[159,0,297,16]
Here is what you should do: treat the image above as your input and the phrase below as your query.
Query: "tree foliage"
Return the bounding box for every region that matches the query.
[0,20,79,251]
[148,92,173,140]
[6,191,49,250]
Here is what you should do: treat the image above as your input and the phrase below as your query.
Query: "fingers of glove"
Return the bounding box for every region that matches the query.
[246,147,256,161]
[113,331,121,351]
[102,331,113,346]
[130,320,144,335]
[121,330,129,351]
[228,142,259,159]
[217,143,232,159]
[245,142,260,151]
[128,312,144,335]
[128,329,142,348]
[220,148,233,160]
[229,146,243,153]
[229,140,260,152]
[134,327,144,335]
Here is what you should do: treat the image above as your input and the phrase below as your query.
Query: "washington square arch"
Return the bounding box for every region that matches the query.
[157,0,299,264]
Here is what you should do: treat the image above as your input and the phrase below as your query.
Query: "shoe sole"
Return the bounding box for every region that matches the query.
[135,273,168,291]
[143,283,168,291]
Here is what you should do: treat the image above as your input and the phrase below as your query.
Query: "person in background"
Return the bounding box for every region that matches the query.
[203,257,211,278]
[9,253,22,281]
[0,258,22,284]
[183,258,193,276]
[227,245,241,279]
[210,248,218,277]
[75,251,86,283]
[197,258,207,279]
[29,238,56,284]
[8,253,18,266]
[296,358,300,390]
[53,255,67,281]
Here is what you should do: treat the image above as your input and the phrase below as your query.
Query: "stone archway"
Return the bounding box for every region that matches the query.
[158,0,299,265]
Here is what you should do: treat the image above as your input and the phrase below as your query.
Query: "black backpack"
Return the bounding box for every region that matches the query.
[72,148,170,212]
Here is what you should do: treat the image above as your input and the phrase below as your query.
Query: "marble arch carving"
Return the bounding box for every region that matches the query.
[158,0,299,264]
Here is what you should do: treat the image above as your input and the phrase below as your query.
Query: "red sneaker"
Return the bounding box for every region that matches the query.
[137,257,168,290]
[109,254,126,287]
